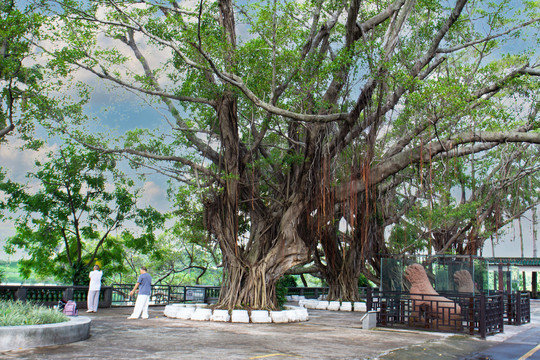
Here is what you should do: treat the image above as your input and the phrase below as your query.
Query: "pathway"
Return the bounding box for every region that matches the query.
[0,301,538,360]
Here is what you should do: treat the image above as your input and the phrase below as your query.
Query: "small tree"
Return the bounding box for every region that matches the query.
[0,143,165,285]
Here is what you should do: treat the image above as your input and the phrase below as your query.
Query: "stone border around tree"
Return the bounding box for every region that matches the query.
[298,299,367,312]
[163,303,309,323]
[0,316,91,352]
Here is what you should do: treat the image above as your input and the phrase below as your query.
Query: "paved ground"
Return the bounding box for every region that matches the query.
[1,301,539,360]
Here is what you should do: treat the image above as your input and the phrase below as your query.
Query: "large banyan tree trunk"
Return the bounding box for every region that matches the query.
[205,91,309,309]
[308,155,385,301]
[325,265,362,302]
[202,0,313,309]
[207,191,309,310]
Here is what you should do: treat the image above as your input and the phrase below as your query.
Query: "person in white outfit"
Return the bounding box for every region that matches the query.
[128,266,152,319]
[87,264,103,313]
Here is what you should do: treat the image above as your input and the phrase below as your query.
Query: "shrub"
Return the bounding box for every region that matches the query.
[276,275,298,309]
[0,301,69,326]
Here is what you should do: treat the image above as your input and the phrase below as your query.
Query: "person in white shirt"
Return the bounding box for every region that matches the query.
[87,265,103,313]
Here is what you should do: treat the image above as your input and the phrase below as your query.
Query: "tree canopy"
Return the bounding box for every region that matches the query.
[0,143,165,284]
[11,0,540,305]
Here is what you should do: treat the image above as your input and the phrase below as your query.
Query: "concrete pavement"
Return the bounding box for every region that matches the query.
[0,300,538,360]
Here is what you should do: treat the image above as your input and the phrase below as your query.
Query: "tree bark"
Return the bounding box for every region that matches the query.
[326,267,361,302]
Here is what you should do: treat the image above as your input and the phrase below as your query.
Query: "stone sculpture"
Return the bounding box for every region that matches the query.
[404,263,461,329]
[453,269,476,293]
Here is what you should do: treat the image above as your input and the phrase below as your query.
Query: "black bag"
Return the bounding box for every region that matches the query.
[57,299,67,312]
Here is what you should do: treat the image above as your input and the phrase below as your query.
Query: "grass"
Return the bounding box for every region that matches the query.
[0,301,69,326]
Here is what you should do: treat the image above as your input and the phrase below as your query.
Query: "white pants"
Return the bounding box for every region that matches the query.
[87,290,100,312]
[130,294,150,319]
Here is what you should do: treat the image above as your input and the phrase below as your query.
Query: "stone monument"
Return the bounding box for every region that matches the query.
[453,269,477,293]
[404,263,461,329]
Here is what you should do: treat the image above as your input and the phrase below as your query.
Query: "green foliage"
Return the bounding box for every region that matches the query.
[0,142,166,285]
[358,274,369,288]
[278,274,298,288]
[388,223,428,254]
[0,261,56,284]
[141,185,221,286]
[0,300,68,326]
[0,0,68,144]
[275,275,297,309]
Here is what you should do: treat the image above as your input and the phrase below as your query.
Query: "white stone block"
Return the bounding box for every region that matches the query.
[327,301,341,311]
[353,302,367,312]
[175,307,196,319]
[317,295,327,300]
[291,295,300,301]
[362,311,377,329]
[210,309,230,322]
[250,310,272,323]
[283,305,308,322]
[340,302,353,311]
[297,308,309,321]
[190,308,212,321]
[283,309,298,322]
[286,295,293,301]
[163,305,178,318]
[303,300,317,309]
[297,296,306,301]
[298,300,307,308]
[231,309,250,323]
[315,301,329,310]
[195,303,208,308]
[185,303,197,307]
[270,311,289,323]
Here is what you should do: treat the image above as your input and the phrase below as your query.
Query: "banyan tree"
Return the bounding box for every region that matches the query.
[34,0,540,308]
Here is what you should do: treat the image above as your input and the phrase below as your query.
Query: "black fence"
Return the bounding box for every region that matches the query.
[111,284,221,306]
[2,284,371,308]
[504,291,531,325]
[367,289,505,338]
[0,285,113,309]
[286,287,327,299]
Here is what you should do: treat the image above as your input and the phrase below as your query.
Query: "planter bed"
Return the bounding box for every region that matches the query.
[0,316,91,351]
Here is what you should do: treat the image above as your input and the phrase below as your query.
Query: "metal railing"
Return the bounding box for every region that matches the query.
[1,284,373,308]
[367,289,505,338]
[0,285,112,309]
[286,287,327,299]
[110,284,221,306]
[504,291,531,325]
